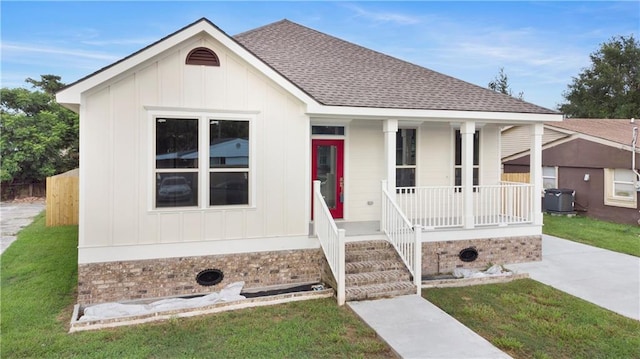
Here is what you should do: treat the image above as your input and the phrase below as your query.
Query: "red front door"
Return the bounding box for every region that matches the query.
[312,139,344,219]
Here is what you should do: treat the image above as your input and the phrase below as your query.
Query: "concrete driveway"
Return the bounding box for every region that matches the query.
[1,200,45,254]
[508,234,640,321]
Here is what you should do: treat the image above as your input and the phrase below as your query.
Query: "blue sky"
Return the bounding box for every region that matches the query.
[1,1,638,110]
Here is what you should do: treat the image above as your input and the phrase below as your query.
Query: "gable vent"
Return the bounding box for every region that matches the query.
[185,47,220,66]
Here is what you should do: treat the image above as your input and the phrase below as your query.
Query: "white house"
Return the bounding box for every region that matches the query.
[57,18,562,306]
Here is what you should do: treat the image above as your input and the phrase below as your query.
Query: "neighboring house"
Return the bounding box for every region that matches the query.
[503,118,639,225]
[57,18,561,307]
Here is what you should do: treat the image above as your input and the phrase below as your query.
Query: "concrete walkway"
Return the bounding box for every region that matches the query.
[349,294,511,359]
[1,200,45,254]
[508,234,640,321]
[348,235,639,358]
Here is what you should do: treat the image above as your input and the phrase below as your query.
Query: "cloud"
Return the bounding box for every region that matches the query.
[81,37,159,46]
[344,4,421,25]
[2,42,120,62]
[1,42,123,86]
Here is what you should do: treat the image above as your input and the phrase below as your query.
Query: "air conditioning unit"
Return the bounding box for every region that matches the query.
[544,188,575,213]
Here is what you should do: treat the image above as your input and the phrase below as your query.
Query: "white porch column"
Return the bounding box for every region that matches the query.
[461,121,475,229]
[530,123,544,226]
[383,119,398,199]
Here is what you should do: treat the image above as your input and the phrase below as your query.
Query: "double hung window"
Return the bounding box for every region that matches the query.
[604,168,637,208]
[209,120,249,206]
[155,118,199,208]
[542,166,558,189]
[396,129,416,187]
[454,130,479,187]
[154,114,251,209]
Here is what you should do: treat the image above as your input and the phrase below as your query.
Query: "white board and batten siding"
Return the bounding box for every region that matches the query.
[79,34,313,264]
[346,120,385,222]
[481,125,502,185]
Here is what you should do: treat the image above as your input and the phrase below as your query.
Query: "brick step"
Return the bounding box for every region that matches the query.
[346,269,410,286]
[346,282,417,301]
[345,259,407,274]
[341,239,415,302]
[345,240,391,251]
[345,249,398,263]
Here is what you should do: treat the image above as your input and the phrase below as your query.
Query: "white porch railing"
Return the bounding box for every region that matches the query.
[381,181,422,294]
[313,180,346,306]
[474,182,533,226]
[397,186,463,228]
[397,182,533,229]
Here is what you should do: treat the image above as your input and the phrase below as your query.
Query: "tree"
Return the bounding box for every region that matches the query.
[488,68,524,100]
[25,74,66,95]
[0,75,79,184]
[559,35,640,118]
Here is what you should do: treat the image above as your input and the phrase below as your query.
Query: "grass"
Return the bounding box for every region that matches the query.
[0,214,395,358]
[543,213,640,257]
[424,280,640,359]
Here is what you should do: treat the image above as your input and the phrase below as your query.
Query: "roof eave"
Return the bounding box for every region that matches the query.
[307,104,564,123]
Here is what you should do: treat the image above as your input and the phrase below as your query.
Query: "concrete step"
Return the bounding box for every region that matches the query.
[346,282,417,301]
[345,259,407,274]
[346,269,411,286]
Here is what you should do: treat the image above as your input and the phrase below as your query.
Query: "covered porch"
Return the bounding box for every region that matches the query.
[312,118,545,305]
[379,119,544,230]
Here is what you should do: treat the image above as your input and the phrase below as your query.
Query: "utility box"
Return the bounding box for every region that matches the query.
[544,188,575,213]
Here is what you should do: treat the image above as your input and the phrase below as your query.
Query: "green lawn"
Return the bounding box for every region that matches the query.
[424,280,640,359]
[0,214,394,358]
[543,213,640,257]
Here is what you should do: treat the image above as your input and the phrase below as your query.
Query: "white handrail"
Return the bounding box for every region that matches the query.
[313,180,346,305]
[381,181,422,294]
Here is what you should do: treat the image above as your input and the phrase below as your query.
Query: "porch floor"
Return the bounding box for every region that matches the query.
[336,221,381,237]
[309,221,383,239]
[311,219,538,241]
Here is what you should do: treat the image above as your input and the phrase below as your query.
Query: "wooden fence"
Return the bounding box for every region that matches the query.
[501,172,530,183]
[46,169,79,226]
[0,182,46,201]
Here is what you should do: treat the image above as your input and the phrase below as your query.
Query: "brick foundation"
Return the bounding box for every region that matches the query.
[422,235,541,275]
[77,236,541,304]
[78,249,323,305]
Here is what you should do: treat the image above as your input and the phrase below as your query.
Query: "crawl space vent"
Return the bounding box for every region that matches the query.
[459,247,479,262]
[196,268,224,286]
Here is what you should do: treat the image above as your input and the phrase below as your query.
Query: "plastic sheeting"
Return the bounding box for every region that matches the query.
[79,281,246,322]
[453,265,512,279]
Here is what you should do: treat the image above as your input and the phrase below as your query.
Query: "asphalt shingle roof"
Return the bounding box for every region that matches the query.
[234,19,558,114]
[546,118,638,147]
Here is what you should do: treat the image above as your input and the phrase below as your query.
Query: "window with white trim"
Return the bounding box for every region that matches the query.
[396,128,416,187]
[154,114,251,209]
[454,129,479,187]
[604,168,637,208]
[542,166,557,189]
[155,118,199,208]
[209,120,249,206]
